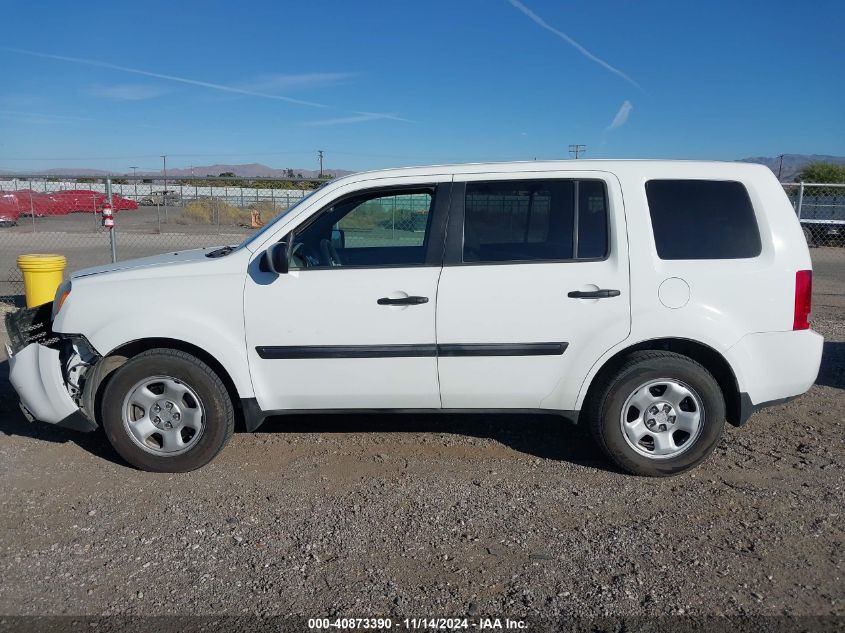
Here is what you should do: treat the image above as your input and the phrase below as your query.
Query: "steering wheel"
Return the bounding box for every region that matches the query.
[319,238,342,267]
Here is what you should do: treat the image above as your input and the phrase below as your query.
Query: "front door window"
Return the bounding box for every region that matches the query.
[290,190,434,269]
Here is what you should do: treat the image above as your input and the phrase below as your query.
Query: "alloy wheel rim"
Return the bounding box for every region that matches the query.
[619,378,704,459]
[122,375,205,456]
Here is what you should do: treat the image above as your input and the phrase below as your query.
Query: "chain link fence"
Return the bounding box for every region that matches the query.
[0,176,319,304]
[1,177,844,307]
[782,182,845,248]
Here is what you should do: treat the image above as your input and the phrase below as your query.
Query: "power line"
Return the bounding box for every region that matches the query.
[569,144,586,159]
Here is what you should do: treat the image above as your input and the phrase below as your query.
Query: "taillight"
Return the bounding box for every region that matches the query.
[793,270,812,330]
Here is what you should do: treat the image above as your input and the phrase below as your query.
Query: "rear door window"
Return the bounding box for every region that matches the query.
[645,180,761,260]
[463,179,609,263]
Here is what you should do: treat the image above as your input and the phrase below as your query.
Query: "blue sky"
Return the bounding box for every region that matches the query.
[1,0,843,173]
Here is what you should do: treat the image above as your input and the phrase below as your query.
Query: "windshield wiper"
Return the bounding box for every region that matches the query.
[206,245,236,258]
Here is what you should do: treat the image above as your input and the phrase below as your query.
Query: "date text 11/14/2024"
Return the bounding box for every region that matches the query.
[307,617,528,629]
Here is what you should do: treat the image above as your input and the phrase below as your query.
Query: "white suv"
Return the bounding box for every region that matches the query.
[5,161,823,476]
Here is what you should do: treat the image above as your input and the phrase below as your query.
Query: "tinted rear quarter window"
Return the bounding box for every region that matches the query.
[645,180,761,260]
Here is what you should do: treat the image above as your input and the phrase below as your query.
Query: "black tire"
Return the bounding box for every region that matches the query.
[586,351,726,477]
[100,348,234,472]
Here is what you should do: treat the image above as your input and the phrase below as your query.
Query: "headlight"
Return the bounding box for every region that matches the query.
[52,281,72,318]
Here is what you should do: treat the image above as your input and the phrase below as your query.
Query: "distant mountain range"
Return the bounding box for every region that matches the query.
[146,163,355,179]
[737,154,845,182]
[1,155,843,181]
[0,163,353,179]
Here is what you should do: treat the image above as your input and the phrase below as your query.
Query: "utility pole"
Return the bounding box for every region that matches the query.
[777,154,785,180]
[129,166,138,201]
[317,150,324,178]
[161,155,167,223]
[105,178,117,263]
[569,144,586,159]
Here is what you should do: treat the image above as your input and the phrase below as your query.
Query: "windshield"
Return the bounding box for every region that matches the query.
[236,184,328,251]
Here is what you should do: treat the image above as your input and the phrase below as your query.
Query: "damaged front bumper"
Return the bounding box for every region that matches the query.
[5,303,97,432]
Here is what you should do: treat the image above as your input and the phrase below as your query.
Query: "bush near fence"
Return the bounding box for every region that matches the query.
[181,199,246,225]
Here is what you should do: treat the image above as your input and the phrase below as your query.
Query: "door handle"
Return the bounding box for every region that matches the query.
[377,296,429,306]
[567,289,621,299]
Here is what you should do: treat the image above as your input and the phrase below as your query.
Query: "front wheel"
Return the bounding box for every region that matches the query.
[100,349,234,472]
[586,351,726,476]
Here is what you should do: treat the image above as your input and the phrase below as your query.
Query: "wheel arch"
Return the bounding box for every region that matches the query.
[578,337,744,427]
[83,337,243,429]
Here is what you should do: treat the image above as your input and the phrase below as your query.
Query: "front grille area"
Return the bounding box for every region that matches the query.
[5,302,58,355]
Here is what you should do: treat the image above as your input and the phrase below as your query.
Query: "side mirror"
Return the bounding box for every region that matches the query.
[262,241,289,274]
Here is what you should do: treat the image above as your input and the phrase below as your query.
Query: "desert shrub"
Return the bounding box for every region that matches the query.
[381,208,417,231]
[338,200,385,230]
[339,199,428,232]
[181,199,251,225]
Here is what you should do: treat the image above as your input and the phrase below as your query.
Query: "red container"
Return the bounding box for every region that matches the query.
[112,195,139,210]
[10,190,58,216]
[49,189,138,213]
[0,192,21,225]
[49,189,105,214]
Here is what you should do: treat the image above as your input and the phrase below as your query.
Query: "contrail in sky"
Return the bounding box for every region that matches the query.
[607,100,633,130]
[507,0,642,90]
[1,47,408,121]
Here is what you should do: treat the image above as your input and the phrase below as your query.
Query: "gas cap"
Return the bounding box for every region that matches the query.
[659,277,690,309]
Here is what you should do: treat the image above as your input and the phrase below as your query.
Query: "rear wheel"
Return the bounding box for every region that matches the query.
[586,351,726,476]
[100,348,234,472]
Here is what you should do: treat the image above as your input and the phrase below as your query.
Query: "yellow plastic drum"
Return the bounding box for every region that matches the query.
[17,254,66,308]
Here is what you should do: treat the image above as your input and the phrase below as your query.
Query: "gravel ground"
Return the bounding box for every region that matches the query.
[0,250,842,626]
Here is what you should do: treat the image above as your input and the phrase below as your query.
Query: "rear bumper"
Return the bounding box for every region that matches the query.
[727,328,824,410]
[6,342,95,431]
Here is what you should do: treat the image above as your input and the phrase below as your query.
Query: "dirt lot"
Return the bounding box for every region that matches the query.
[0,249,842,626]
